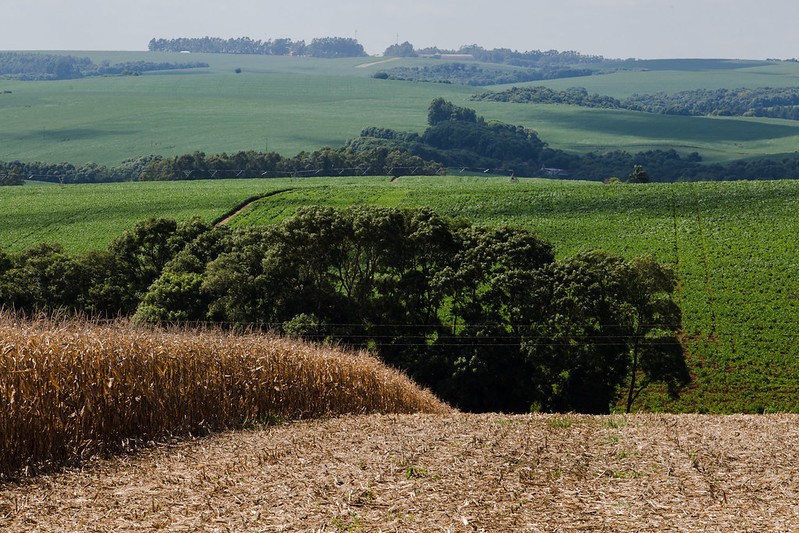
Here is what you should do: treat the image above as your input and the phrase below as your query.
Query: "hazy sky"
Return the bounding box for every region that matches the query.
[2,0,796,60]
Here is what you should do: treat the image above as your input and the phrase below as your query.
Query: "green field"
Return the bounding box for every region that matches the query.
[0,179,273,252]
[3,52,799,166]
[3,176,799,413]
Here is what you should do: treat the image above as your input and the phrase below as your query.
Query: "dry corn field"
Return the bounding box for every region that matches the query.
[0,314,450,479]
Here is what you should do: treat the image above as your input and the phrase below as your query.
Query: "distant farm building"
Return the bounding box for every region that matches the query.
[540,167,570,177]
[419,53,476,61]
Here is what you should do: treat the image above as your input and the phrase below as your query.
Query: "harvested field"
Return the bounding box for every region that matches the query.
[2,413,797,531]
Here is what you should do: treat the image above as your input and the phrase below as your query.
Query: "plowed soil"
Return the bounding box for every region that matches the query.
[2,413,797,531]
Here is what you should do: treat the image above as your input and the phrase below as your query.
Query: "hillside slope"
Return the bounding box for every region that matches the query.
[1,413,796,530]
[3,53,799,165]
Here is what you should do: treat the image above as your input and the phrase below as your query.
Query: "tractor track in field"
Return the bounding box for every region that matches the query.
[214,188,295,226]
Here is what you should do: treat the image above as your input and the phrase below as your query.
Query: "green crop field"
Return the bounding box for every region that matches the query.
[0,179,273,252]
[3,52,799,167]
[3,175,799,414]
[0,52,472,167]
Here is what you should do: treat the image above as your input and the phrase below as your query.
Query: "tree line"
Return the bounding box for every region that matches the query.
[0,52,207,81]
[0,207,690,414]
[373,62,593,86]
[386,43,605,68]
[1,145,442,185]
[473,85,799,121]
[148,37,366,58]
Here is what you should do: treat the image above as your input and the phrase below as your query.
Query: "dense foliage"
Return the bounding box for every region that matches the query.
[374,43,614,84]
[374,63,593,86]
[1,145,441,185]
[399,43,605,68]
[137,146,441,181]
[0,167,24,186]
[564,149,799,182]
[0,158,150,184]
[474,85,799,121]
[383,41,417,58]
[353,98,551,175]
[0,52,207,81]
[473,86,622,108]
[148,36,366,58]
[305,37,367,59]
[149,36,305,55]
[0,208,688,414]
[625,87,799,120]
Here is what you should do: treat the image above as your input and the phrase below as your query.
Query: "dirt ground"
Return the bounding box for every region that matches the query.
[1,413,797,532]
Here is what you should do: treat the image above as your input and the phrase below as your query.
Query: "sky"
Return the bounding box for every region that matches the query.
[1,0,796,60]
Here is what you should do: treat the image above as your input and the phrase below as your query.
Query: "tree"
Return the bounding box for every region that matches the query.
[523,252,633,413]
[0,167,23,186]
[306,37,366,58]
[134,271,206,322]
[127,209,687,414]
[628,164,650,183]
[384,41,417,57]
[427,98,455,126]
[520,251,690,413]
[427,98,478,126]
[620,256,690,412]
[108,217,210,312]
[0,244,85,311]
[73,250,131,316]
[434,225,555,412]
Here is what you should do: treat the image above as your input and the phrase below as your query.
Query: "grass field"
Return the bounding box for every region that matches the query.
[3,176,798,414]
[3,52,799,165]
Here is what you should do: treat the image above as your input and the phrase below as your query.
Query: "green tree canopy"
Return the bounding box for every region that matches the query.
[0,207,689,413]
[383,41,417,57]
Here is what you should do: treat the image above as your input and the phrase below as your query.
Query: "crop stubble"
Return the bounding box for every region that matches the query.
[1,413,797,531]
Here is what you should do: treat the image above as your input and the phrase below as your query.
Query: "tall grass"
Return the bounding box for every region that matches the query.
[0,313,451,478]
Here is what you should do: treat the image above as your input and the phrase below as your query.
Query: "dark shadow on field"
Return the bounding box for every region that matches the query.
[5,127,139,142]
[549,109,799,142]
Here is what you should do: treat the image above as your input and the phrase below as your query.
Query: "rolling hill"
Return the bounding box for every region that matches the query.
[2,52,799,167]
